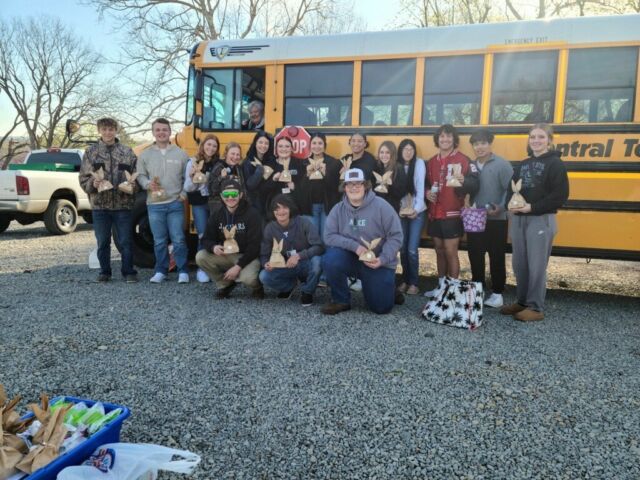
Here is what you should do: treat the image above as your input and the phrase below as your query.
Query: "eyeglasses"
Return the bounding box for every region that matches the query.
[221,190,240,199]
[345,182,364,189]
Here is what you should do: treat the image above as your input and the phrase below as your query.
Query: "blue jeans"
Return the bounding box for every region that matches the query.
[259,256,322,295]
[147,200,188,275]
[306,203,327,238]
[191,203,209,251]
[92,209,136,277]
[400,211,426,286]
[322,247,396,314]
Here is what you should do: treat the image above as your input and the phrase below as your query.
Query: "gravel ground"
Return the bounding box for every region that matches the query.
[1,221,639,479]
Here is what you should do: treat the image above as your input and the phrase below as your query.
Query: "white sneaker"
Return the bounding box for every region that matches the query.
[149,272,167,284]
[178,273,190,284]
[196,269,211,283]
[349,278,362,292]
[484,293,504,308]
[423,278,445,298]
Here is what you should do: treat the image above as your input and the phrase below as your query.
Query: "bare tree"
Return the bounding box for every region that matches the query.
[0,114,29,169]
[84,0,362,133]
[0,16,114,150]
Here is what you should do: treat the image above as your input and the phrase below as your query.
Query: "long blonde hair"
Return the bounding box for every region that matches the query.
[377,141,398,173]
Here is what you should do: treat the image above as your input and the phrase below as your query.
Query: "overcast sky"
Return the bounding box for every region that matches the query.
[0,0,401,136]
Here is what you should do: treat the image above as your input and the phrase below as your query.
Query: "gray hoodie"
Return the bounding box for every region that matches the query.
[136,143,189,204]
[324,190,403,270]
[260,216,324,266]
[470,154,513,221]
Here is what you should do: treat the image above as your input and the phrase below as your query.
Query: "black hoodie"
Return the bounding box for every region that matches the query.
[512,150,569,215]
[201,198,263,268]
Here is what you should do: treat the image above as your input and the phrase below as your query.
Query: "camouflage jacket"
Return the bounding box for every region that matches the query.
[79,140,138,210]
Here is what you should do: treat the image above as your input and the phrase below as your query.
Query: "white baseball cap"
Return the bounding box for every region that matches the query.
[343,168,365,183]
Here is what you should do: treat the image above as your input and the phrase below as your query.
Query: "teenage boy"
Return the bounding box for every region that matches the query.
[321,168,403,315]
[196,178,264,299]
[136,118,190,284]
[79,117,138,283]
[467,130,514,308]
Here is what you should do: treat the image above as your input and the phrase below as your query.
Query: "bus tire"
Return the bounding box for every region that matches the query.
[129,197,155,269]
[81,211,93,224]
[0,214,11,233]
[44,199,77,235]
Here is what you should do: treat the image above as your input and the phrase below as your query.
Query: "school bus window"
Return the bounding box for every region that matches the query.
[285,63,353,126]
[423,55,483,125]
[564,47,637,123]
[201,67,265,130]
[360,59,415,126]
[186,65,195,126]
[491,51,557,124]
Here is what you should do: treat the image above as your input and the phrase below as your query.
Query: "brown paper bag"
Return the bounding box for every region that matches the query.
[373,171,393,194]
[251,158,274,180]
[223,226,240,254]
[118,170,139,195]
[399,194,416,217]
[278,159,292,183]
[306,158,325,180]
[192,160,207,184]
[150,176,168,202]
[0,417,24,479]
[445,163,463,187]
[16,406,69,474]
[269,238,286,268]
[339,156,352,180]
[508,179,526,210]
[91,167,114,192]
[359,237,381,262]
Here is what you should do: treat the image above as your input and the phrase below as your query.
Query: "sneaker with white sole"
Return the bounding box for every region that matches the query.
[484,293,504,308]
[149,272,167,284]
[349,278,362,292]
[196,269,211,283]
[423,278,445,298]
[178,273,190,284]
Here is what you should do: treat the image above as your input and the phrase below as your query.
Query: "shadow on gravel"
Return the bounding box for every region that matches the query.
[0,223,93,239]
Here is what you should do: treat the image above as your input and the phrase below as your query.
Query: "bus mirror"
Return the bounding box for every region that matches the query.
[195,71,203,102]
[194,114,202,129]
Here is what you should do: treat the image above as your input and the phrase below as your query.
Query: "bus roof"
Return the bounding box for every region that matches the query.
[202,14,640,64]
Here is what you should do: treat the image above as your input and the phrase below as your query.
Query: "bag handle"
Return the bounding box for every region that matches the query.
[157,448,201,473]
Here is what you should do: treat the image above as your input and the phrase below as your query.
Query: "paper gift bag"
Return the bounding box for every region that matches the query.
[223,225,240,254]
[251,158,274,180]
[150,176,168,202]
[358,237,381,262]
[306,158,325,180]
[399,194,416,217]
[373,171,393,193]
[445,163,462,187]
[91,167,114,192]
[16,405,69,474]
[278,159,292,183]
[339,156,352,180]
[269,239,286,268]
[508,179,526,210]
[117,171,138,195]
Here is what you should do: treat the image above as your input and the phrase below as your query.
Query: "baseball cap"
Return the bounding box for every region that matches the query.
[220,178,242,192]
[343,168,365,183]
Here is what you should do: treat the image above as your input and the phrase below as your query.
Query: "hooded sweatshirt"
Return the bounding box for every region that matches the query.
[201,198,263,268]
[260,216,325,266]
[512,150,569,216]
[324,190,403,270]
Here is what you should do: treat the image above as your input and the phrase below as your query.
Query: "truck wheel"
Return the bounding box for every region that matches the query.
[0,214,11,233]
[44,199,78,235]
[129,198,155,268]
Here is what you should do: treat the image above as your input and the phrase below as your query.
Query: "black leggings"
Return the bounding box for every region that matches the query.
[466,220,508,293]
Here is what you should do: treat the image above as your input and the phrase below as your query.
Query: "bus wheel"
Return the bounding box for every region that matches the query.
[129,198,155,269]
[0,214,11,233]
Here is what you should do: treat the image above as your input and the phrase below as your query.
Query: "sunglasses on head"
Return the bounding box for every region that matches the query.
[221,190,240,199]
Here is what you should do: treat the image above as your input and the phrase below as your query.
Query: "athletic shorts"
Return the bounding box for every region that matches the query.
[427,218,463,239]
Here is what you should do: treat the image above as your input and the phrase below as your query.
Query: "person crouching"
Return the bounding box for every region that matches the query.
[196,178,264,299]
[259,195,324,306]
[321,168,404,315]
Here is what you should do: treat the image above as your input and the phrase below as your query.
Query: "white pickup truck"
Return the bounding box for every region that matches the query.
[0,148,92,234]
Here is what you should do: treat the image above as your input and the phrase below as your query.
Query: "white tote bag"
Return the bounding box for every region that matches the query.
[421,277,484,330]
[57,443,201,480]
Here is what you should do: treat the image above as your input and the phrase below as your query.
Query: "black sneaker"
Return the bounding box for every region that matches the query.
[277,290,294,299]
[301,292,313,307]
[96,274,111,283]
[125,274,139,283]
[394,290,405,305]
[216,283,236,299]
[251,285,265,299]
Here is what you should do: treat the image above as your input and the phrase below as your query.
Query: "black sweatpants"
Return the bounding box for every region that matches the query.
[466,219,508,294]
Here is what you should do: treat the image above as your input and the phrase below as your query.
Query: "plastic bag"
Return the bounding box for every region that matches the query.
[57,442,201,480]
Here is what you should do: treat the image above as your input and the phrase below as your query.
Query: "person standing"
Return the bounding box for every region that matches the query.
[373,140,409,213]
[184,134,220,283]
[340,132,377,182]
[136,118,190,284]
[262,136,304,210]
[208,142,245,212]
[242,131,276,218]
[424,124,478,297]
[196,178,264,299]
[321,168,404,315]
[501,123,569,322]
[396,139,427,296]
[466,130,513,308]
[259,195,324,306]
[79,117,138,283]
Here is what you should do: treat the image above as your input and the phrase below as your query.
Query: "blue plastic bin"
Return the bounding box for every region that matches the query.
[17,396,130,480]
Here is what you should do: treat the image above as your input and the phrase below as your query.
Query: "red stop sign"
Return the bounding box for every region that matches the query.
[275,125,311,159]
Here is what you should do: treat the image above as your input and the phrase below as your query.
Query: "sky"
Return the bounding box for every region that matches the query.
[0,0,402,136]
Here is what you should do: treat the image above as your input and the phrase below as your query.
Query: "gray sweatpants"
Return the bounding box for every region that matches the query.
[509,213,557,312]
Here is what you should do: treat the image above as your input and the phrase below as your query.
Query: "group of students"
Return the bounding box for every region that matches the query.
[79,116,569,321]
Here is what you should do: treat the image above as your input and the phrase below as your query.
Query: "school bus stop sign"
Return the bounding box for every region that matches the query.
[275,126,311,159]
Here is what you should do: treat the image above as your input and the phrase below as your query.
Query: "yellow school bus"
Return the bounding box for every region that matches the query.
[173,14,640,261]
